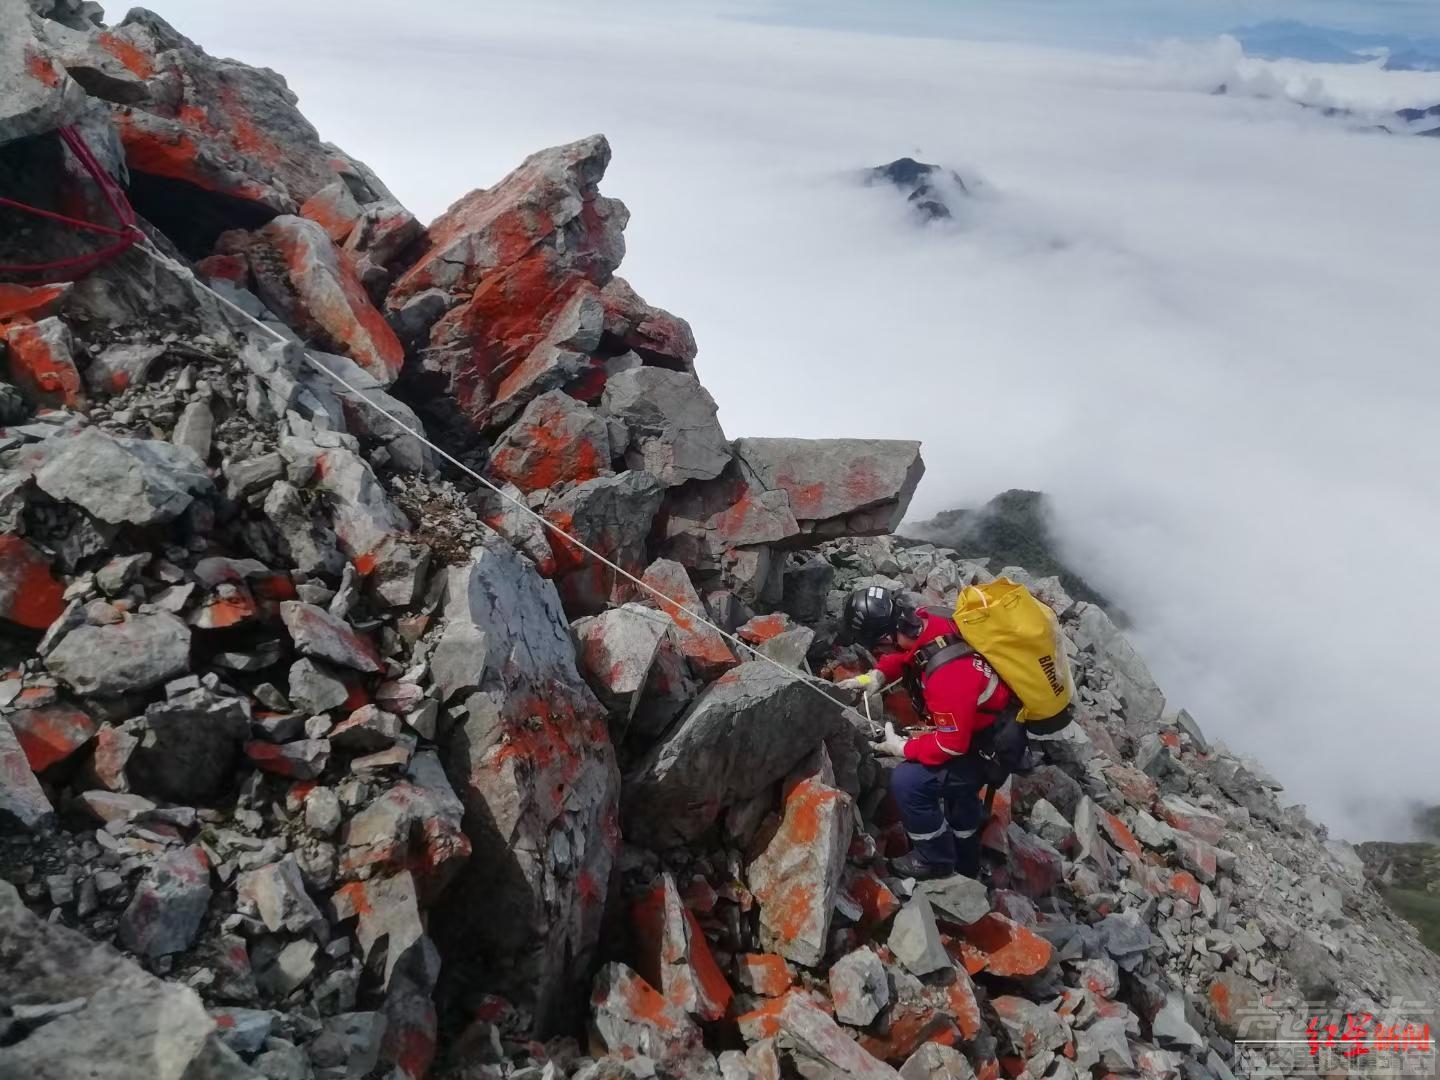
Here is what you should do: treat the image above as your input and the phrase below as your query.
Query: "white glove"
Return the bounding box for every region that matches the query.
[874,722,908,759]
[836,669,886,694]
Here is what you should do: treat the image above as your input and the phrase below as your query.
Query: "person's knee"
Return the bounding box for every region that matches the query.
[890,761,931,803]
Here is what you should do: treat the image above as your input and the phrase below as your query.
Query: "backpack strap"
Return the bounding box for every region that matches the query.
[913,634,1004,710]
[913,634,974,678]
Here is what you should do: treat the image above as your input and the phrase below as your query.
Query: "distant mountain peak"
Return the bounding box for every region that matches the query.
[865,156,970,222]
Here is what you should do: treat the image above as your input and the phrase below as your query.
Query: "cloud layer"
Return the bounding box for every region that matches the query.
[155,1,1440,838]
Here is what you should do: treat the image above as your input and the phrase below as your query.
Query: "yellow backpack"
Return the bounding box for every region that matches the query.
[952,578,1075,734]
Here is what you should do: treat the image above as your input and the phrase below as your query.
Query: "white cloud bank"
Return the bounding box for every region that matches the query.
[156,1,1440,839]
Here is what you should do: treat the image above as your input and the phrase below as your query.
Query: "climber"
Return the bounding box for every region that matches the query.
[836,585,1027,881]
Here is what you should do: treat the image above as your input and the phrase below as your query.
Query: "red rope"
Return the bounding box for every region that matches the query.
[0,126,143,281]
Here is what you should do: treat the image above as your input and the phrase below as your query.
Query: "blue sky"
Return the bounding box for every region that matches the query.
[737,0,1440,51]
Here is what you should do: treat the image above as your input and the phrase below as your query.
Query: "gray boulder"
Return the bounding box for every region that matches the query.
[544,470,664,616]
[432,538,620,1032]
[571,603,669,730]
[34,428,211,526]
[127,690,251,805]
[888,892,952,976]
[301,350,436,473]
[0,878,254,1079]
[280,601,381,673]
[46,613,191,696]
[601,367,730,486]
[623,661,846,847]
[829,946,889,1026]
[1,715,55,830]
[900,1043,978,1080]
[117,844,213,959]
[288,658,350,714]
[299,440,412,562]
[917,874,991,925]
[0,1,88,146]
[263,481,346,578]
[733,437,924,536]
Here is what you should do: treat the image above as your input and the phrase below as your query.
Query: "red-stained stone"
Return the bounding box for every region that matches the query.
[90,723,137,791]
[1103,763,1158,809]
[9,705,97,773]
[188,586,259,630]
[1168,870,1202,904]
[338,781,471,902]
[1173,834,1219,884]
[194,253,249,284]
[488,390,612,494]
[244,738,329,779]
[840,867,902,931]
[630,874,733,1022]
[1208,973,1264,1039]
[1006,824,1063,899]
[2,319,85,410]
[219,217,404,384]
[982,783,1013,854]
[860,1005,957,1064]
[0,283,70,327]
[736,953,793,998]
[737,994,790,1042]
[113,109,283,209]
[102,19,386,217]
[1158,796,1226,845]
[638,558,736,681]
[858,971,983,1064]
[0,535,66,632]
[598,276,697,371]
[960,913,1053,977]
[737,613,794,646]
[1099,809,1143,861]
[387,137,632,433]
[748,774,854,967]
[300,181,363,245]
[591,963,714,1077]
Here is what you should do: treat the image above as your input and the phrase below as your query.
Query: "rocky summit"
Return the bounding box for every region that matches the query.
[2,5,1439,1080]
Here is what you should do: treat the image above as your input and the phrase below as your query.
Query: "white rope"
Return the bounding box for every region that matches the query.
[135,240,872,725]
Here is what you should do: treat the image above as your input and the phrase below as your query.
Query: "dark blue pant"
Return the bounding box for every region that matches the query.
[891,758,986,873]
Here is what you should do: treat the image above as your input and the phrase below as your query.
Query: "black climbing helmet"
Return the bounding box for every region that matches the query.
[842,586,922,646]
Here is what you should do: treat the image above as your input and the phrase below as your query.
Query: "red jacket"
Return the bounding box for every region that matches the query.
[874,608,1012,766]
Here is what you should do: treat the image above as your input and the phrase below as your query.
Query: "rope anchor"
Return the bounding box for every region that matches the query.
[0,126,143,280]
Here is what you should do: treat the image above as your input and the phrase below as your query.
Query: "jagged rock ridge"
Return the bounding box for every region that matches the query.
[905,490,1113,613]
[3,5,1440,1080]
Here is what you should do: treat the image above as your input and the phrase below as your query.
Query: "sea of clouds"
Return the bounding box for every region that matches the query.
[159,0,1440,838]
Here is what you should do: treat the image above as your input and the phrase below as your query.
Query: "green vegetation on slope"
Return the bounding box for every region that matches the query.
[1382,888,1440,956]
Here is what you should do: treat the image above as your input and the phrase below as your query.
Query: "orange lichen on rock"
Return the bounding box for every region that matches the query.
[10,706,97,772]
[0,284,69,327]
[0,535,67,631]
[97,30,156,78]
[2,320,85,410]
[25,47,61,88]
[737,953,792,997]
[961,913,1053,977]
[843,869,902,930]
